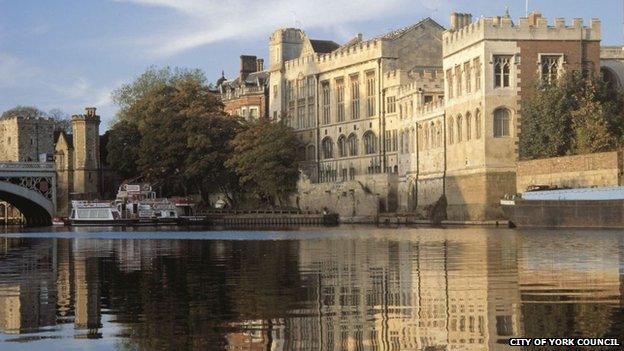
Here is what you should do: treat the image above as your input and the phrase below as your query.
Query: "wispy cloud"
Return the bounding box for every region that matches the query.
[0,54,42,88]
[115,0,445,58]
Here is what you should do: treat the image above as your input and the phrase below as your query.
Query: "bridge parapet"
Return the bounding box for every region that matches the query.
[0,162,56,226]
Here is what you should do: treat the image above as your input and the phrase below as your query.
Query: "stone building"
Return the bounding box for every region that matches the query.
[216,55,269,120]
[272,11,604,221]
[438,11,600,220]
[0,115,55,162]
[54,107,102,215]
[268,18,445,216]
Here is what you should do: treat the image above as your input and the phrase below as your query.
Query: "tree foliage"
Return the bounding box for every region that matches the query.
[520,73,624,160]
[1,106,72,133]
[112,66,206,123]
[106,120,141,179]
[226,120,302,205]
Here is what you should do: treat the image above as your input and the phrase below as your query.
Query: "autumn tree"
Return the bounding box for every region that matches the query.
[226,120,302,206]
[105,120,141,179]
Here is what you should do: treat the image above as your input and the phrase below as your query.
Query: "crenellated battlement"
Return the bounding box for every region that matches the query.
[443,12,601,56]
[415,98,444,116]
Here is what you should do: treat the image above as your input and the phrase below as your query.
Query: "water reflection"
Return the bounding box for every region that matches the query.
[0,228,621,350]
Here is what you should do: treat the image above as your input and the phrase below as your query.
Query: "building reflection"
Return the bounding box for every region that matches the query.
[0,230,621,350]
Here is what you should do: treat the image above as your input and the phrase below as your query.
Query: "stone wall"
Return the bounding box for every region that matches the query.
[516,151,623,192]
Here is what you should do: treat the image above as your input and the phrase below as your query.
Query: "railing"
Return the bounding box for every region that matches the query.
[0,162,55,170]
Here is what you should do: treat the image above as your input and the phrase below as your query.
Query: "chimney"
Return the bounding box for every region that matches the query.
[450,12,472,31]
[450,12,459,31]
[528,11,542,26]
[85,107,97,117]
[256,58,264,72]
[239,55,257,80]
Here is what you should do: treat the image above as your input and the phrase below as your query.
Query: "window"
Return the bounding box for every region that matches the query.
[249,107,259,119]
[297,106,305,129]
[322,137,333,159]
[384,131,391,152]
[350,76,360,120]
[424,95,433,104]
[399,131,404,153]
[446,69,454,99]
[366,73,376,117]
[298,79,306,99]
[540,55,562,85]
[287,81,294,102]
[464,61,471,93]
[363,131,377,154]
[474,57,481,91]
[347,134,358,156]
[392,130,397,151]
[386,96,396,113]
[466,112,472,140]
[337,135,347,157]
[494,55,512,88]
[307,76,315,97]
[448,116,454,144]
[322,82,331,125]
[455,65,462,96]
[307,105,315,128]
[336,80,345,122]
[475,109,481,139]
[456,115,462,142]
[493,108,511,137]
[273,85,278,99]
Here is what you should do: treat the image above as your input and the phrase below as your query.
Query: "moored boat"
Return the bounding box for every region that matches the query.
[69,201,138,226]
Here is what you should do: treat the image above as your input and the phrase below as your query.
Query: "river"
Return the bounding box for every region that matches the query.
[0,225,622,350]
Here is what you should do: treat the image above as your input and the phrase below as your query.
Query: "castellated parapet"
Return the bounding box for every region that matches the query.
[443,13,601,57]
[0,115,55,162]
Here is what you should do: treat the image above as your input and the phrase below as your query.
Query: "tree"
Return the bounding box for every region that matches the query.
[47,108,72,134]
[112,66,206,123]
[106,120,141,179]
[129,79,239,201]
[1,106,46,119]
[1,106,72,133]
[520,73,624,160]
[226,120,302,206]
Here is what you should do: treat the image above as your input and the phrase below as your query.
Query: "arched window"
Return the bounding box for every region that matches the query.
[337,135,347,157]
[465,112,472,141]
[322,137,334,159]
[347,133,358,156]
[493,108,511,137]
[448,116,454,144]
[475,109,481,139]
[363,131,377,154]
[456,115,463,142]
[306,144,315,161]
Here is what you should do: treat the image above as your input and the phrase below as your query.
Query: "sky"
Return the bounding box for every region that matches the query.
[0,0,622,130]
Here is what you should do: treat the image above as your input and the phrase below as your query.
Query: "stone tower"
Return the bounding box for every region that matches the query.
[268,28,305,119]
[71,107,100,198]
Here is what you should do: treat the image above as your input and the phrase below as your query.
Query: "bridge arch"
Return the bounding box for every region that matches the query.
[0,180,54,226]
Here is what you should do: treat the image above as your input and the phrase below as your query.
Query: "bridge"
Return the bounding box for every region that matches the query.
[0,162,56,226]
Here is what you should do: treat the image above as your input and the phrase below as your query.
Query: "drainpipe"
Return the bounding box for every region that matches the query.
[443,111,447,195]
[378,58,384,173]
[315,73,321,182]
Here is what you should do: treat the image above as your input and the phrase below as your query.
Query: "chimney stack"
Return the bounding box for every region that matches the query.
[239,55,257,81]
[85,107,97,117]
[450,12,473,31]
[528,11,542,26]
[256,58,264,72]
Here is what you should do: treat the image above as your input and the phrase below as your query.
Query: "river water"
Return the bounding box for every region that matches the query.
[0,226,622,350]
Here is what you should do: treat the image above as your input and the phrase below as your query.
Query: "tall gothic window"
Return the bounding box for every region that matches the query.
[307,105,315,128]
[465,112,472,141]
[386,96,396,113]
[322,137,334,159]
[475,109,481,139]
[322,82,331,125]
[493,55,512,88]
[464,61,471,94]
[347,133,358,156]
[337,135,347,157]
[493,108,511,137]
[366,72,376,117]
[307,76,315,98]
[446,69,454,99]
[448,116,454,144]
[350,76,360,120]
[297,105,305,129]
[455,65,462,97]
[336,79,345,122]
[363,131,377,154]
[540,55,562,85]
[474,57,481,91]
[456,115,463,142]
[298,78,306,99]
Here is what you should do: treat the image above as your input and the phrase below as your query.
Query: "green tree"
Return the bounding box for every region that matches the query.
[226,120,302,206]
[130,79,239,200]
[112,66,206,123]
[106,120,141,179]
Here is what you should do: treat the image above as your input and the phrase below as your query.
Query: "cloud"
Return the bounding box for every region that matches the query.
[114,0,445,58]
[0,54,42,88]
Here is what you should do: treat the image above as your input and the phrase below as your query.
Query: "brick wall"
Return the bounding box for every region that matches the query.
[517,151,623,192]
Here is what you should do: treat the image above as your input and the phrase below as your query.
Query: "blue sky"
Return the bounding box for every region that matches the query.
[0,0,622,129]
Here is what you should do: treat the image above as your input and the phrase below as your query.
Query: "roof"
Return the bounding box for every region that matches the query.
[377,17,445,41]
[310,39,340,53]
[54,131,73,149]
[219,70,269,90]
